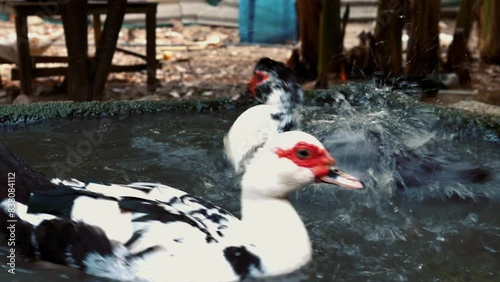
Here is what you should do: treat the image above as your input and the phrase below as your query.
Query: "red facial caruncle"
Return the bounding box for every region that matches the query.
[248,71,269,95]
[274,142,336,178]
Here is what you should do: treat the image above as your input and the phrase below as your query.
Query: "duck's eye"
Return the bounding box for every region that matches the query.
[256,73,264,81]
[295,148,311,159]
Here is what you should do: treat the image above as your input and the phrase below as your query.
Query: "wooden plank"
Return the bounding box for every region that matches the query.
[115,47,147,60]
[11,64,149,80]
[1,1,155,16]
[33,56,68,63]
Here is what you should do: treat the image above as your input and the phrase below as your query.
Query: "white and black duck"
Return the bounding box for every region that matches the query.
[0,131,364,281]
[224,58,304,172]
[225,57,491,189]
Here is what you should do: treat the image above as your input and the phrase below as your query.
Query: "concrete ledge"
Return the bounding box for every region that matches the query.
[1,83,499,142]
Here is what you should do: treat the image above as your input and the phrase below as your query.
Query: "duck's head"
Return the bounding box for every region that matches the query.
[242,131,364,199]
[247,58,304,109]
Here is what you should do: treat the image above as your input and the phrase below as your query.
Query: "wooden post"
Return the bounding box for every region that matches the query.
[14,13,33,95]
[446,0,475,85]
[60,0,90,101]
[93,14,102,44]
[146,4,158,93]
[479,0,500,64]
[91,0,127,99]
[318,0,342,85]
[373,0,406,77]
[455,0,475,42]
[406,0,441,76]
[295,0,320,78]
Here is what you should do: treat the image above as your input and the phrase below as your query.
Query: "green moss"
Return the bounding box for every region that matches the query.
[0,98,256,126]
[1,86,499,138]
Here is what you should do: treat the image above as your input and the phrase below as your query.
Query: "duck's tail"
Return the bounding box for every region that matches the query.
[0,144,56,205]
[396,151,492,188]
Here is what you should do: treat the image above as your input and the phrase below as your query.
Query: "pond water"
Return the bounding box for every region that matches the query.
[1,89,499,281]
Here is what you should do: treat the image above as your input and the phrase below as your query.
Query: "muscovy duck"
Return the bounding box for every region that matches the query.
[0,131,363,281]
[227,57,491,189]
[224,58,304,172]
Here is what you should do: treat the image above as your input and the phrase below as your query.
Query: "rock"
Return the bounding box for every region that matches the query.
[441,73,460,89]
[170,19,184,33]
[27,16,44,26]
[136,94,161,101]
[451,101,500,116]
[12,94,30,105]
[0,89,10,104]
[169,91,180,98]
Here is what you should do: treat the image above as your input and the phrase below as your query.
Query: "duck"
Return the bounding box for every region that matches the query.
[224,57,304,172]
[0,131,364,281]
[227,57,491,189]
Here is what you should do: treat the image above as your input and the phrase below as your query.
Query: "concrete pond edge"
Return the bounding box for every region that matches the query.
[1,84,499,140]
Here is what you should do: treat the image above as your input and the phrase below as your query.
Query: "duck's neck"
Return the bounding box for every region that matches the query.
[240,195,312,276]
[265,87,302,132]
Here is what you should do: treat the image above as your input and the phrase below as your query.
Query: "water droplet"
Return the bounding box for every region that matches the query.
[462,213,479,226]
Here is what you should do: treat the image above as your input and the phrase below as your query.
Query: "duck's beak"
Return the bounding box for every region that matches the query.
[319,166,364,189]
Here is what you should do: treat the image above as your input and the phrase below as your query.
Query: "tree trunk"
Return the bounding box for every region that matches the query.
[446,0,475,85]
[317,0,342,85]
[60,0,90,102]
[91,0,127,99]
[289,0,320,82]
[479,0,500,64]
[406,0,441,76]
[456,0,476,42]
[373,0,406,77]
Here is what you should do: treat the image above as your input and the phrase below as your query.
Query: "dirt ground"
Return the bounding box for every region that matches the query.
[0,17,499,116]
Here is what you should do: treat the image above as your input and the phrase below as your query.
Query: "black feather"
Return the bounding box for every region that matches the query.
[223,246,262,280]
[34,219,113,269]
[0,144,56,204]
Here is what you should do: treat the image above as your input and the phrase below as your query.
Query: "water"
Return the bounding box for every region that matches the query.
[1,88,499,281]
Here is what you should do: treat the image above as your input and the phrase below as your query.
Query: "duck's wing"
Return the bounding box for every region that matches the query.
[395,151,492,188]
[1,180,243,278]
[28,179,239,243]
[0,196,138,280]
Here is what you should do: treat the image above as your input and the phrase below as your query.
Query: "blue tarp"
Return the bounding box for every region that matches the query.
[239,0,297,44]
[0,13,9,21]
